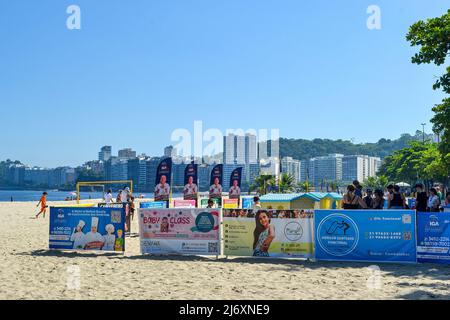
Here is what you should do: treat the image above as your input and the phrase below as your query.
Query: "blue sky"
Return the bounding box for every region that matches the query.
[0,0,447,167]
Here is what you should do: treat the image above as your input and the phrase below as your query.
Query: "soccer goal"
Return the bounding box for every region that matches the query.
[76,180,133,203]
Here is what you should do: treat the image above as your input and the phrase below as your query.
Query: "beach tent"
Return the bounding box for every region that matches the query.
[259,193,343,210]
[396,182,411,187]
[259,193,303,210]
[296,192,342,209]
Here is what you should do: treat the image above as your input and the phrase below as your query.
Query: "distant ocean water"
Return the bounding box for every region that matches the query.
[0,190,167,202]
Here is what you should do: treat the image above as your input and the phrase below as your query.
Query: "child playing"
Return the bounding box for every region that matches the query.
[35,192,48,219]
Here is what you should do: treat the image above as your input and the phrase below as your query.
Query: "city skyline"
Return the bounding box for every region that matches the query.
[1,1,447,168]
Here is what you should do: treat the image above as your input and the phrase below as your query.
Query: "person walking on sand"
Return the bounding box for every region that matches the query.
[35,192,48,219]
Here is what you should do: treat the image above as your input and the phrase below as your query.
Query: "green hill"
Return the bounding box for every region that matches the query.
[277,131,432,160]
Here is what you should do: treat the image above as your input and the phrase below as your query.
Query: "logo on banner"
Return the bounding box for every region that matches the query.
[284,222,303,241]
[57,209,65,219]
[192,212,215,233]
[317,214,360,257]
[429,215,439,228]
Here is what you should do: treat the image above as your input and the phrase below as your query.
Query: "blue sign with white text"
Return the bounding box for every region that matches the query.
[315,210,417,263]
[140,201,167,209]
[49,207,126,252]
[242,197,253,209]
[417,212,450,264]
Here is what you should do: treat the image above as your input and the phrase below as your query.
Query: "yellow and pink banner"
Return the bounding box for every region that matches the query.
[223,209,314,259]
[138,208,221,255]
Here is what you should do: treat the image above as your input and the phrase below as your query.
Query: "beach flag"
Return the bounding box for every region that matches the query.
[183,162,198,203]
[154,157,172,205]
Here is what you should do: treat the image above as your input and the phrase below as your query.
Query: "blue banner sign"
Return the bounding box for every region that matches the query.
[417,212,450,264]
[315,210,417,263]
[241,197,253,209]
[49,207,126,252]
[140,201,167,209]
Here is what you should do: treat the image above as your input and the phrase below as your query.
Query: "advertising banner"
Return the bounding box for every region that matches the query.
[223,209,314,259]
[242,197,254,209]
[183,163,198,201]
[139,208,221,255]
[154,157,172,202]
[315,210,416,263]
[228,167,243,201]
[49,207,126,252]
[417,212,450,264]
[199,198,221,208]
[223,198,239,209]
[173,199,196,208]
[209,164,223,200]
[140,201,167,209]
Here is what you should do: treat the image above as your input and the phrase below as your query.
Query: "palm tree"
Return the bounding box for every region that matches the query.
[278,173,296,193]
[250,174,274,195]
[297,181,310,192]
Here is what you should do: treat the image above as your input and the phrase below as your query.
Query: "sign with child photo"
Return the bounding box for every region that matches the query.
[222,209,314,259]
[138,208,221,255]
[49,207,126,252]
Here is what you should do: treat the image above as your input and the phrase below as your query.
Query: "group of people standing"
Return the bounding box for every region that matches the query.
[342,180,449,212]
[104,187,135,233]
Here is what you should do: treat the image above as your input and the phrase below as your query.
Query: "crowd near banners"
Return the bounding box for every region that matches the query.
[242,197,254,209]
[223,209,314,259]
[139,208,221,255]
[223,198,239,209]
[173,199,196,208]
[154,157,172,202]
[49,207,126,252]
[140,201,167,209]
[315,210,417,263]
[200,198,220,208]
[209,164,223,200]
[228,167,243,202]
[417,212,450,264]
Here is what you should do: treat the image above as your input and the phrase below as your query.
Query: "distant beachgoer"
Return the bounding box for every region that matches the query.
[445,192,450,206]
[388,185,406,209]
[116,190,122,203]
[121,186,131,203]
[342,185,367,209]
[10,196,13,202]
[363,189,374,209]
[252,196,262,212]
[35,192,48,219]
[105,189,114,204]
[387,185,394,196]
[353,180,363,198]
[427,188,441,212]
[372,189,385,209]
[414,184,428,212]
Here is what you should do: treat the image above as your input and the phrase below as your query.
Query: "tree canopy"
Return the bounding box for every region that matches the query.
[407,9,450,184]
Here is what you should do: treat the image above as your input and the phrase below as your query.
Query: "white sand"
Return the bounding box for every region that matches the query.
[1,201,450,300]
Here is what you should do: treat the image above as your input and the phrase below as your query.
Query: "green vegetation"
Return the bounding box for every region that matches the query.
[378,142,446,186]
[406,9,450,186]
[278,131,431,160]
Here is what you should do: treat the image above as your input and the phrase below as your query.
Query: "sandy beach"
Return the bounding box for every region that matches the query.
[1,200,450,300]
